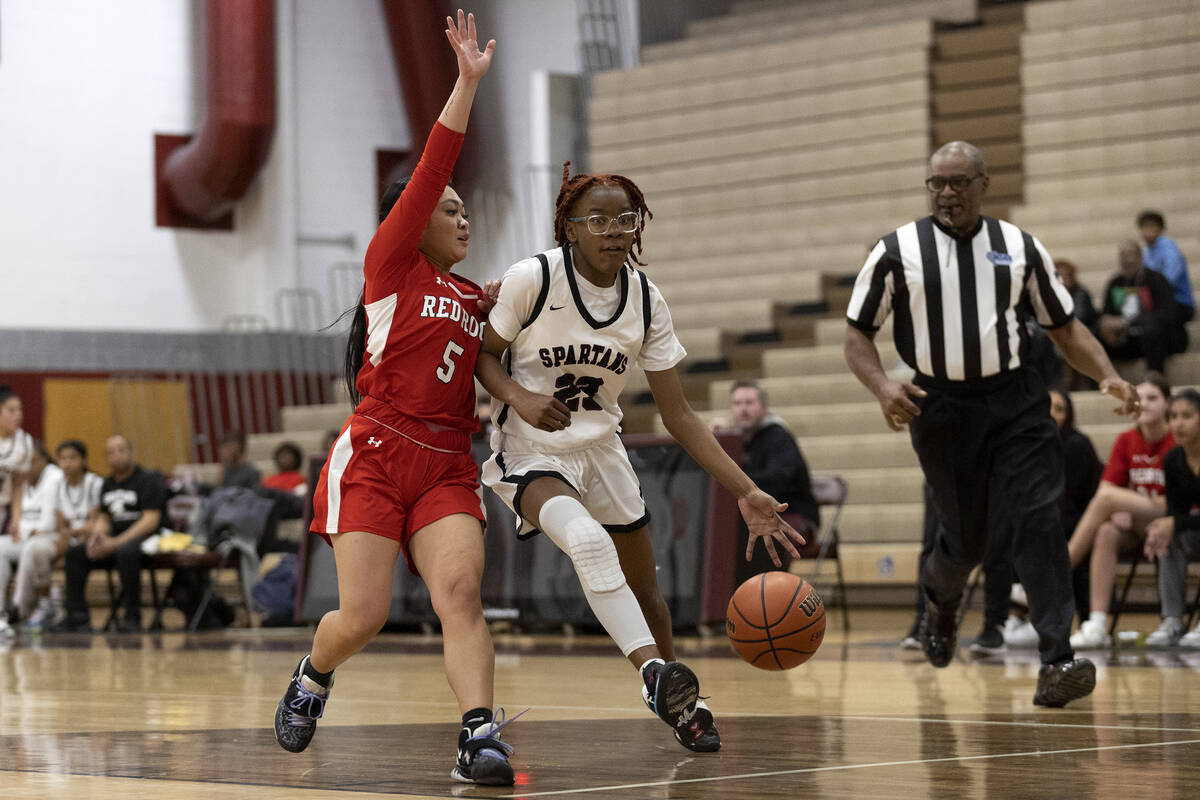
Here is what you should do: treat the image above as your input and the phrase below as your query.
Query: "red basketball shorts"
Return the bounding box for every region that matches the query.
[310,414,485,575]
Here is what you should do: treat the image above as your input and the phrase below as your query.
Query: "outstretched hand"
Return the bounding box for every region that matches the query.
[738,490,806,567]
[1100,376,1140,417]
[445,9,495,83]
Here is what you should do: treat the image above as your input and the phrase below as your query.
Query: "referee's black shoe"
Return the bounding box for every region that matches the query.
[1033,657,1096,708]
[919,597,959,668]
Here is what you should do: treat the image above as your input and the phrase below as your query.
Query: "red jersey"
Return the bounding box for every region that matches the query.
[354,122,485,449]
[262,471,306,493]
[1101,426,1175,498]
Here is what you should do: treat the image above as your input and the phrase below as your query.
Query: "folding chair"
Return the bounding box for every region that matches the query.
[1108,541,1153,636]
[787,474,849,632]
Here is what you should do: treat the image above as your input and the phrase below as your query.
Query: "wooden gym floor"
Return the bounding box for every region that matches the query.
[2,609,1200,799]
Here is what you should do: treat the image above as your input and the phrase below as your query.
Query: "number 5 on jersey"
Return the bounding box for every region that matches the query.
[437,339,466,383]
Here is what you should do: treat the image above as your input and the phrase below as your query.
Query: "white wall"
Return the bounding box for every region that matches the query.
[0,0,589,332]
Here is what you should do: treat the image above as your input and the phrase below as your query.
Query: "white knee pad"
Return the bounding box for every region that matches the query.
[539,496,627,594]
[563,517,626,593]
[538,495,654,656]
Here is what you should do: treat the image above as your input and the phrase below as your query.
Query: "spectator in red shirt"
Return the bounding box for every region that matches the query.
[1068,373,1173,648]
[262,442,307,496]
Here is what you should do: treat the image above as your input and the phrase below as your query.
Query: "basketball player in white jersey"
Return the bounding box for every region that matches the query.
[476,163,806,753]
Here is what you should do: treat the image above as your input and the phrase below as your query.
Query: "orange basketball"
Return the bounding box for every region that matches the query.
[725,571,825,670]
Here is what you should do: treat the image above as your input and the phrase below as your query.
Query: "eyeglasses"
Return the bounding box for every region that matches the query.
[925,174,983,192]
[568,212,640,235]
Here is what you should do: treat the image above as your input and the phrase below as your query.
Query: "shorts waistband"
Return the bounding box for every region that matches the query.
[914,369,1022,396]
[354,397,472,453]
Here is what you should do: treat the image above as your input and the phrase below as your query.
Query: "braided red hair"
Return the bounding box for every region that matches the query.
[553,161,652,266]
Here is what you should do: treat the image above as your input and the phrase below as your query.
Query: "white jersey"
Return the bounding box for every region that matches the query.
[488,245,686,453]
[55,471,103,530]
[0,429,34,506]
[19,463,63,539]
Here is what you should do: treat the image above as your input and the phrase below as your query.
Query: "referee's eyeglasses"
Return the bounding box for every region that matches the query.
[925,174,983,193]
[568,212,640,235]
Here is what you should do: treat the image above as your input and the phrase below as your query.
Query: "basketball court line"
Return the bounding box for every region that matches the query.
[825,713,1200,734]
[495,737,1200,798]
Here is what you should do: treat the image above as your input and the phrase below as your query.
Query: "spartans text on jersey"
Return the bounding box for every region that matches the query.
[538,343,629,375]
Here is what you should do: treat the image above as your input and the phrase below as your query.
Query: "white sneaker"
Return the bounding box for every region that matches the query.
[1010,583,1028,610]
[1146,617,1184,648]
[1178,623,1200,649]
[1070,618,1112,649]
[899,635,922,650]
[0,618,14,640]
[22,598,56,631]
[1003,616,1039,648]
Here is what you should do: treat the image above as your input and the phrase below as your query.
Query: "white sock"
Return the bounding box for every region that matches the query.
[1088,611,1108,627]
[538,496,657,657]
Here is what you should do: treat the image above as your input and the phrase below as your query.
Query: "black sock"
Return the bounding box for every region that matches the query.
[302,655,334,689]
[462,706,492,731]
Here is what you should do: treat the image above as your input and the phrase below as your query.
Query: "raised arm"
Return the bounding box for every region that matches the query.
[439,10,495,134]
[367,10,495,271]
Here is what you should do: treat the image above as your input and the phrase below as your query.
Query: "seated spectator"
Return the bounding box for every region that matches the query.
[261,442,307,496]
[1143,389,1200,645]
[725,380,819,585]
[50,436,167,634]
[1068,374,1174,648]
[1096,239,1188,373]
[1138,210,1194,323]
[0,385,34,543]
[1,441,62,629]
[1006,389,1104,647]
[218,430,261,489]
[1144,389,1200,646]
[20,440,103,630]
[1057,258,1099,331]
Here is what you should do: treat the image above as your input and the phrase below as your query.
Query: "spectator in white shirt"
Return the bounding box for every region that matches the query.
[1,440,60,629]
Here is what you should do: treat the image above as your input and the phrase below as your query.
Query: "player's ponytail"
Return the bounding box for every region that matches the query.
[340,178,414,407]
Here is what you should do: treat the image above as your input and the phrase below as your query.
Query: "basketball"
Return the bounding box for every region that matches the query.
[725,571,826,670]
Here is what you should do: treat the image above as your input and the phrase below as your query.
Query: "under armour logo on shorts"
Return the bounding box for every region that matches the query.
[367,437,382,447]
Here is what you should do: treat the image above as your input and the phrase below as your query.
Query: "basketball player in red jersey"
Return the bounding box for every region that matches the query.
[272,11,516,787]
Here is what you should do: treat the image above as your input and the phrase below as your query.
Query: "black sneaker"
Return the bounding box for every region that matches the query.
[1033,657,1096,708]
[919,596,960,668]
[638,670,720,752]
[451,708,522,785]
[642,660,718,750]
[274,656,333,753]
[46,613,92,634]
[115,616,142,634]
[969,625,1006,656]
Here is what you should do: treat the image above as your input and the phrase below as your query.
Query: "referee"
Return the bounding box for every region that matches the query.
[843,141,1139,708]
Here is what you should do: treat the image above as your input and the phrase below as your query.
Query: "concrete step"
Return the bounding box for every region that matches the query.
[804,432,920,471]
[647,246,859,284]
[282,403,350,434]
[655,272,821,307]
[709,373,872,411]
[246,430,329,464]
[763,344,900,378]
[839,503,924,544]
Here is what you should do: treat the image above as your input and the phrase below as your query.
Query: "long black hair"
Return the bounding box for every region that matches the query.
[1050,388,1077,440]
[342,178,411,406]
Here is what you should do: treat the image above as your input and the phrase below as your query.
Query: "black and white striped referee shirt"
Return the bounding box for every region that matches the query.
[846,215,1075,382]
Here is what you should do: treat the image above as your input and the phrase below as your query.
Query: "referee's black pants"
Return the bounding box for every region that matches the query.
[910,368,1075,665]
